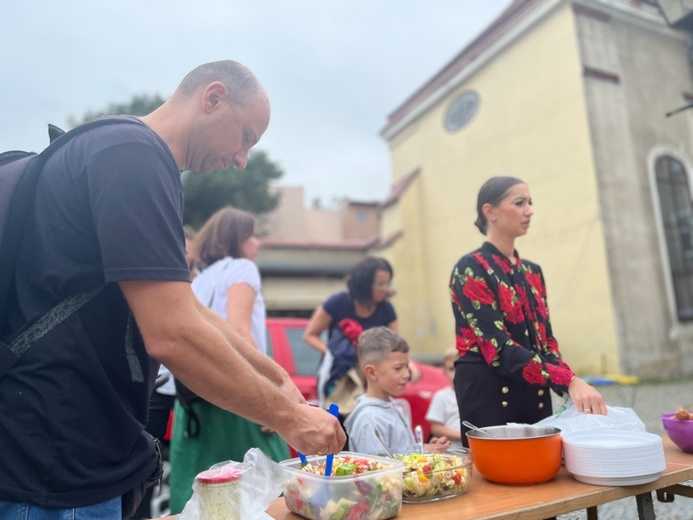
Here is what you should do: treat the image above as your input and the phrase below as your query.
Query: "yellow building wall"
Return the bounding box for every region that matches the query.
[383,4,620,375]
[380,176,434,349]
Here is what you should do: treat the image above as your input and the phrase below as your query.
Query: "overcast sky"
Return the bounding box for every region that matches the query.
[2,1,509,205]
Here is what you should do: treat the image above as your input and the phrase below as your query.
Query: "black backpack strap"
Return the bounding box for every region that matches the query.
[0,116,145,331]
[48,123,66,142]
[0,116,146,374]
[0,286,105,378]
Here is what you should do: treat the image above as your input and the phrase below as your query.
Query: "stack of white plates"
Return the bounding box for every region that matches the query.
[562,429,666,486]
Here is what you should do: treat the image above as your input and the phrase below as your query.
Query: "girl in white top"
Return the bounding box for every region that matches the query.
[192,255,266,354]
[169,206,288,514]
[425,348,463,449]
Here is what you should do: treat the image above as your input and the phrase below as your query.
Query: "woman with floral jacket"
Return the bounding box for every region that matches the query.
[450,177,606,446]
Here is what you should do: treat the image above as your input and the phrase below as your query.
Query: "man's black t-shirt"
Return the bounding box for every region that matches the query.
[0,117,192,508]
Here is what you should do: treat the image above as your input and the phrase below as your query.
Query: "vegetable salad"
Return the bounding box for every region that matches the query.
[299,456,387,477]
[283,455,403,520]
[398,452,471,502]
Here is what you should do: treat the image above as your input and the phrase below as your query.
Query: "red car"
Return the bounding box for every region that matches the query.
[265,317,450,442]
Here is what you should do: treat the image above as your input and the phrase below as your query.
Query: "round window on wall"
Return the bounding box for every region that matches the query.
[444,91,479,132]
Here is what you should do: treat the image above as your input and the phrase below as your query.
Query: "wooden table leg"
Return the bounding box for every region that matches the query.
[636,492,655,520]
[586,505,598,520]
[658,483,693,500]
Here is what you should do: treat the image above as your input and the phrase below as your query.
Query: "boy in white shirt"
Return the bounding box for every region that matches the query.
[425,348,463,449]
[345,327,449,455]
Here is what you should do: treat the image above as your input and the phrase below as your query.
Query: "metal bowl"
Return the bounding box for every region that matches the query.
[466,425,562,485]
[466,424,561,440]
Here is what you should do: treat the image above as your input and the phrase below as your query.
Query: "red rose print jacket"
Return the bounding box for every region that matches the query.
[449,242,574,393]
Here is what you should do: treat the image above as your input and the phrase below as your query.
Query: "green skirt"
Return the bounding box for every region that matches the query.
[168,399,290,514]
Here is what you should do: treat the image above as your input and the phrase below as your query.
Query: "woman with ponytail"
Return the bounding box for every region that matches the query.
[450,177,606,446]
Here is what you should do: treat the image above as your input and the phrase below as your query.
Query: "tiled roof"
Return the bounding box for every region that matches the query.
[260,237,378,250]
[381,168,421,209]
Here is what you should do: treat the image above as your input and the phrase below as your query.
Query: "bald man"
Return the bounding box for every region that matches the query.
[0,61,345,519]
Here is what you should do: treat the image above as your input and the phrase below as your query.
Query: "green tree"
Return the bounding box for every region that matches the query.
[183,151,282,229]
[69,93,166,124]
[73,94,284,228]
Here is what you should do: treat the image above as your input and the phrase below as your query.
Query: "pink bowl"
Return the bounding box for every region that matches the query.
[662,413,693,453]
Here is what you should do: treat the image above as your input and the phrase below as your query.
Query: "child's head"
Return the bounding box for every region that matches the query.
[358,327,410,399]
[442,347,458,384]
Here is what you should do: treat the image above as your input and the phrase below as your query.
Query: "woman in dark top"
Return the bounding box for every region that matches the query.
[450,177,606,446]
[305,257,398,345]
[304,257,399,402]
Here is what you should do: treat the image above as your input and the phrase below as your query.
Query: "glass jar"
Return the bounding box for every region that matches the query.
[194,465,243,519]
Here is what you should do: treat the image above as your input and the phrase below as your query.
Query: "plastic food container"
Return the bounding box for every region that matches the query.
[396,449,473,503]
[194,465,244,519]
[280,452,404,520]
[466,425,562,485]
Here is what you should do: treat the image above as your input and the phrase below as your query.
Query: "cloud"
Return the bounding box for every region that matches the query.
[1,0,509,203]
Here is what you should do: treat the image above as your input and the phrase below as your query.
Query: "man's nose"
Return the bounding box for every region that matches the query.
[233,151,249,170]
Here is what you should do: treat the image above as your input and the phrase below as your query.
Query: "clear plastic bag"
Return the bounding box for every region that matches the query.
[534,398,646,434]
[179,448,286,520]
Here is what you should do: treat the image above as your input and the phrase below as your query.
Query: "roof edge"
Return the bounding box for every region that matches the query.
[260,237,379,251]
[381,168,421,209]
[380,0,550,141]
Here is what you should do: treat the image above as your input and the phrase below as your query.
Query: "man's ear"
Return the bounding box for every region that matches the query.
[202,81,228,113]
[363,364,377,381]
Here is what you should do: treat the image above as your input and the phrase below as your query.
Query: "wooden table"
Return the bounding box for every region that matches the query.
[267,437,693,520]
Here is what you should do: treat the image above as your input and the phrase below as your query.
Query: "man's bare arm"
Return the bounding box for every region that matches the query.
[191,294,305,403]
[119,280,344,454]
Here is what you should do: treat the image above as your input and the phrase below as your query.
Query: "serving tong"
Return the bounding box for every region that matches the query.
[462,420,500,439]
[415,425,424,453]
[374,427,396,458]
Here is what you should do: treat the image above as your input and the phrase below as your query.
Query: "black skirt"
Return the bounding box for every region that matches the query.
[454,360,553,447]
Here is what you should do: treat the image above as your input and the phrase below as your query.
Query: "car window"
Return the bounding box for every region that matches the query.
[285,327,322,376]
[264,332,274,359]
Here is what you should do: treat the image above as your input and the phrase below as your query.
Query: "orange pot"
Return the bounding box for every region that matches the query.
[466,425,562,485]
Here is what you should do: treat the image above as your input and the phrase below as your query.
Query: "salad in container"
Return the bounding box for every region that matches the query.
[280,452,404,520]
[396,450,473,503]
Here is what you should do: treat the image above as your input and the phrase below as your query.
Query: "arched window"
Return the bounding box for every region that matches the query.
[655,155,693,321]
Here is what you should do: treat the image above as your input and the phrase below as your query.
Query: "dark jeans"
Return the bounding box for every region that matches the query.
[0,498,120,519]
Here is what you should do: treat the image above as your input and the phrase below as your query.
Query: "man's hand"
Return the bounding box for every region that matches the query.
[277,404,346,455]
